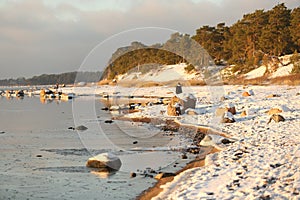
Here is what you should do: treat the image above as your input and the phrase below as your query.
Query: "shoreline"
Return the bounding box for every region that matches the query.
[111,115,227,200]
[136,147,220,200]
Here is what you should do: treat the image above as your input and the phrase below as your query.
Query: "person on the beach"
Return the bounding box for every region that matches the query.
[176,82,182,94]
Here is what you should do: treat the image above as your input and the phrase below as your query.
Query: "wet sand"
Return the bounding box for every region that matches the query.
[137,147,220,200]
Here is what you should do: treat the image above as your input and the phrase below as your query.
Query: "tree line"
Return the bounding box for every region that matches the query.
[0,71,102,86]
[102,3,299,80]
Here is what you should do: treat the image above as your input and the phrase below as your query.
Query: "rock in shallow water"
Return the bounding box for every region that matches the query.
[75,125,88,131]
[86,153,122,170]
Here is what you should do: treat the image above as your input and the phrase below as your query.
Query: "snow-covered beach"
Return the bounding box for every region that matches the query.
[69,84,299,199]
[1,84,299,199]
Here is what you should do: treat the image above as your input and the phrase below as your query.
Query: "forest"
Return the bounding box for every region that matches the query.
[102,3,300,80]
[0,71,102,86]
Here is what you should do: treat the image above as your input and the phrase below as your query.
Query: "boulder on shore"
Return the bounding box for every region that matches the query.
[267,108,282,115]
[167,94,196,116]
[86,153,122,170]
[216,103,236,116]
[221,112,235,123]
[267,114,285,124]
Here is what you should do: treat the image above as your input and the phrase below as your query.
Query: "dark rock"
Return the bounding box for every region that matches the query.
[221,138,234,144]
[193,131,205,146]
[270,163,282,168]
[0,131,5,134]
[267,114,285,124]
[36,155,42,157]
[68,127,75,130]
[181,154,188,159]
[75,125,88,131]
[104,120,114,124]
[130,172,136,178]
[133,141,138,144]
[101,107,109,111]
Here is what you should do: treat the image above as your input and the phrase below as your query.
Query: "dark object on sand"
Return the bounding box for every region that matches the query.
[133,141,138,144]
[221,138,235,144]
[267,114,285,124]
[68,127,75,130]
[104,120,114,124]
[181,154,188,159]
[155,172,176,180]
[101,107,109,111]
[130,172,137,178]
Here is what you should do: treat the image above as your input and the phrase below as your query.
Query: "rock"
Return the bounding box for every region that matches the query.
[266,94,280,98]
[130,172,136,178]
[216,103,236,116]
[104,120,114,124]
[240,110,247,117]
[181,154,188,159]
[221,138,235,144]
[68,127,75,130]
[242,91,251,97]
[0,131,5,134]
[133,141,138,144]
[155,172,176,180]
[36,155,42,157]
[167,94,196,116]
[267,108,282,115]
[75,125,88,131]
[86,153,122,170]
[101,107,109,111]
[167,96,182,116]
[221,112,235,123]
[267,114,285,124]
[227,106,236,115]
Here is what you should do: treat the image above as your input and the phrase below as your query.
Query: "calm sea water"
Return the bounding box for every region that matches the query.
[0,95,194,200]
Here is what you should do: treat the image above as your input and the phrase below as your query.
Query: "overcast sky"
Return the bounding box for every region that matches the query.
[0,0,299,79]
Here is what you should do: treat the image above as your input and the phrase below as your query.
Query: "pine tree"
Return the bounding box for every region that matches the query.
[259,3,292,56]
[290,7,300,51]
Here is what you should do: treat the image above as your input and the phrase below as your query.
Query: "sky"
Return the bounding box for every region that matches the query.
[0,0,299,79]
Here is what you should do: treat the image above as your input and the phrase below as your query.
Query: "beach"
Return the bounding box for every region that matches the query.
[1,84,299,199]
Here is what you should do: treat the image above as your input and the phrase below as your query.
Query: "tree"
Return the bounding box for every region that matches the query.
[290,7,300,52]
[259,3,292,56]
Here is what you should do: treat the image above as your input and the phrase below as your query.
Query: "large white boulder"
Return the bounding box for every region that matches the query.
[86,153,122,170]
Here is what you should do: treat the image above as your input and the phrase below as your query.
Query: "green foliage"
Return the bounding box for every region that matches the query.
[102,33,212,80]
[291,51,300,73]
[290,7,300,51]
[101,3,300,80]
[193,3,299,73]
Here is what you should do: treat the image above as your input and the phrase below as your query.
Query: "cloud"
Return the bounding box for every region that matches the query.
[0,0,298,78]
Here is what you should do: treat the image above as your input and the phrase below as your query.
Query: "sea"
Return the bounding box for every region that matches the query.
[0,89,199,200]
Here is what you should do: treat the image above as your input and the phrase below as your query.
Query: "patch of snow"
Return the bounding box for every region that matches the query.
[244,66,266,79]
[118,63,202,82]
[270,63,293,78]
